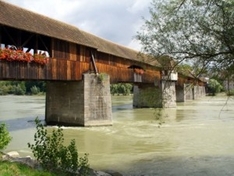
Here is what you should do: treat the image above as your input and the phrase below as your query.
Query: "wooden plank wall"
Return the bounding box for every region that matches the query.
[0,39,166,83]
[0,55,162,83]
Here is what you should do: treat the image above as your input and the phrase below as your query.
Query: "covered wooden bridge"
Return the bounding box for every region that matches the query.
[0,1,206,126]
[0,1,161,83]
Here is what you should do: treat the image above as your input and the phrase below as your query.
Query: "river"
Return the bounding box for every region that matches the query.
[1,94,234,175]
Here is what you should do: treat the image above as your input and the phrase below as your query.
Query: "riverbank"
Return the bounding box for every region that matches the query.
[0,161,54,176]
[1,151,123,176]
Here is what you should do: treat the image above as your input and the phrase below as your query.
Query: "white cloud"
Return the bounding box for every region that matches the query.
[4,0,151,50]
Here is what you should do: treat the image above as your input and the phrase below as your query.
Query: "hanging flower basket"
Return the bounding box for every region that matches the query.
[0,48,48,65]
[32,54,48,65]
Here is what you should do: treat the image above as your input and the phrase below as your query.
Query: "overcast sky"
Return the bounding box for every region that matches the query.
[4,0,151,50]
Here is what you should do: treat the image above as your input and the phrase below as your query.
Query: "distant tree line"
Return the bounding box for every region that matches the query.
[0,81,133,96]
[0,81,46,95]
[110,83,133,96]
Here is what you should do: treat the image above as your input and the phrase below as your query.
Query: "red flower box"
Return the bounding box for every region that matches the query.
[0,48,48,65]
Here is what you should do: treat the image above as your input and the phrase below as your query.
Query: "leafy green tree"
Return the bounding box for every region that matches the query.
[0,85,9,95]
[207,79,223,96]
[0,123,12,150]
[28,118,89,175]
[0,81,46,95]
[30,86,40,95]
[12,84,26,95]
[110,83,133,95]
[25,81,46,94]
[136,0,234,74]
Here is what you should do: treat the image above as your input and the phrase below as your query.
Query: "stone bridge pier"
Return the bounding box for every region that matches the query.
[45,73,112,126]
[133,80,177,108]
[176,84,206,102]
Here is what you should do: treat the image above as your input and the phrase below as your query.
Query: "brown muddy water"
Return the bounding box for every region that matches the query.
[1,94,234,176]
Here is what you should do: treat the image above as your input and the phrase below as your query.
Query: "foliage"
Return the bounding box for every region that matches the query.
[207,79,223,96]
[97,73,108,82]
[0,85,9,95]
[136,0,234,75]
[31,86,41,95]
[176,64,192,73]
[12,83,26,95]
[0,81,46,95]
[110,83,133,95]
[0,123,12,150]
[26,81,46,93]
[0,160,57,176]
[28,118,89,175]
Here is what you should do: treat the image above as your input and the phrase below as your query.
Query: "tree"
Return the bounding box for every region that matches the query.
[28,118,89,175]
[207,78,223,95]
[136,0,234,75]
[110,83,133,95]
[0,123,11,150]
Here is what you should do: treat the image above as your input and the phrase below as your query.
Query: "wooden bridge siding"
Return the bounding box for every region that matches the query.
[142,68,161,83]
[0,59,162,83]
[96,53,132,82]
[0,49,197,85]
[95,51,161,83]
[0,58,200,86]
[0,59,76,80]
[177,75,205,87]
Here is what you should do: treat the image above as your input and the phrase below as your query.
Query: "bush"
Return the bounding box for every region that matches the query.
[0,85,9,95]
[28,118,89,175]
[11,84,26,95]
[30,86,40,95]
[207,79,223,96]
[110,83,133,95]
[0,123,12,150]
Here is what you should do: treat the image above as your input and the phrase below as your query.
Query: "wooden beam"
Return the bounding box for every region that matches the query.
[91,52,98,74]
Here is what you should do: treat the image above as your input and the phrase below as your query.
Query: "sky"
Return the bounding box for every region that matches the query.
[4,0,152,51]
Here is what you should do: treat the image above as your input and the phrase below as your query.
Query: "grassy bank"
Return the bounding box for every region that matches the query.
[0,160,59,176]
[0,160,100,176]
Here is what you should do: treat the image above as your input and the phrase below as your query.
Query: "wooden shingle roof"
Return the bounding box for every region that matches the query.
[0,1,160,66]
[0,1,93,47]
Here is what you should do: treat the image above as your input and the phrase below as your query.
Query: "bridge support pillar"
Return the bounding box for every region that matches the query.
[176,84,194,102]
[161,80,177,108]
[133,84,163,108]
[133,80,176,108]
[46,73,112,126]
[193,85,206,99]
[176,84,185,102]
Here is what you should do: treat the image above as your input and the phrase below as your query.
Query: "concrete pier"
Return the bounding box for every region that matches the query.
[176,84,193,102]
[176,84,206,102]
[193,85,206,99]
[161,80,177,108]
[133,80,177,108]
[45,73,112,126]
[133,84,163,108]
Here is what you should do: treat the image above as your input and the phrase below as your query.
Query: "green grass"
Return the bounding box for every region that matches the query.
[0,160,57,176]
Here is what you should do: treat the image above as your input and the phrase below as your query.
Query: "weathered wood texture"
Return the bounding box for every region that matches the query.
[0,57,161,83]
[177,74,205,87]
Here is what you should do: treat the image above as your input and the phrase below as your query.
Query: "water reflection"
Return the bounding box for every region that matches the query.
[1,94,234,175]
